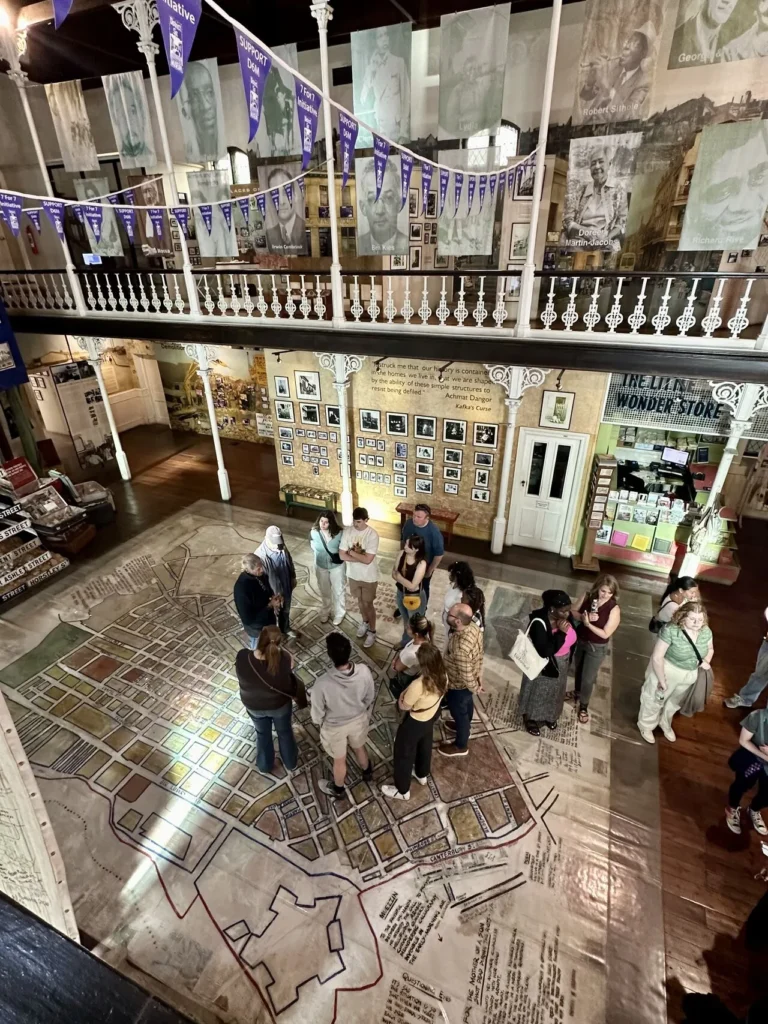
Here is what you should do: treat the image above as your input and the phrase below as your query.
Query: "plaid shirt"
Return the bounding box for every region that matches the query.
[445,621,484,692]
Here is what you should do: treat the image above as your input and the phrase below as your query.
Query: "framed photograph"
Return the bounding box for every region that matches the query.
[360,409,381,433]
[409,223,422,241]
[366,438,377,448]
[320,446,328,457]
[320,458,330,467]
[505,266,521,298]
[394,473,407,485]
[539,390,575,430]
[475,468,490,487]
[359,453,367,466]
[302,443,310,453]
[395,442,408,458]
[295,370,321,400]
[444,448,463,465]
[416,462,433,477]
[303,455,310,463]
[300,403,320,425]
[376,455,384,467]
[330,431,338,442]
[356,470,362,479]
[33,389,42,400]
[393,459,407,472]
[415,478,432,494]
[318,431,328,441]
[280,441,293,453]
[760,233,768,247]
[444,466,461,481]
[326,405,341,426]
[376,473,384,483]
[727,252,738,264]
[307,430,317,438]
[296,428,305,437]
[444,482,459,495]
[414,416,436,440]
[363,471,370,481]
[275,400,294,422]
[415,445,434,460]
[508,222,530,263]
[281,454,295,467]
[474,451,494,467]
[273,375,289,398]
[310,444,320,454]
[434,253,449,269]
[410,245,422,270]
[386,412,408,436]
[443,419,467,445]
[384,475,391,485]
[356,437,365,448]
[391,253,408,270]
[473,423,498,449]
[278,426,293,439]
[471,488,490,502]
[394,486,407,498]
[427,190,437,218]
[409,188,418,217]
[377,439,386,451]
[174,242,182,252]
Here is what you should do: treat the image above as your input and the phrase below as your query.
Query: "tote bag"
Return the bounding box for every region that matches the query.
[509,619,548,680]
[677,628,713,717]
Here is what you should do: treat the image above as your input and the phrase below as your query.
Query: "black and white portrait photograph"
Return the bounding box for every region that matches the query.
[103,71,157,170]
[409,190,419,216]
[366,438,377,448]
[394,486,407,498]
[275,400,294,422]
[249,43,299,158]
[410,223,422,241]
[280,441,293,453]
[415,478,433,494]
[393,459,407,472]
[175,58,226,164]
[445,482,459,495]
[45,80,99,172]
[394,474,407,485]
[360,409,382,433]
[377,439,386,451]
[278,427,293,439]
[474,451,494,467]
[355,156,408,256]
[416,445,434,460]
[396,442,408,458]
[438,6,510,137]
[475,468,490,488]
[444,466,462,481]
[444,448,463,465]
[356,437,365,448]
[416,462,433,477]
[326,406,341,426]
[667,0,768,67]
[414,416,436,440]
[471,487,490,503]
[281,454,295,467]
[473,422,498,449]
[295,370,320,400]
[74,178,123,257]
[351,23,412,147]
[300,403,320,425]
[188,170,238,258]
[259,161,308,256]
[275,376,290,397]
[427,191,437,218]
[386,412,408,436]
[443,419,467,444]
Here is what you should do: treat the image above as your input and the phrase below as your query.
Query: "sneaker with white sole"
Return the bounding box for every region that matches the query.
[639,728,655,744]
[724,695,751,709]
[725,807,742,834]
[661,725,676,742]
[381,784,409,801]
[364,631,376,648]
[332,614,345,626]
[356,621,369,638]
[750,809,768,835]
[412,771,427,786]
[318,779,345,799]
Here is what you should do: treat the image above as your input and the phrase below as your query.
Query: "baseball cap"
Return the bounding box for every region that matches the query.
[265,526,283,545]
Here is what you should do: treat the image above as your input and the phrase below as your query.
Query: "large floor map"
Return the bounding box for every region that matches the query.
[0,503,612,1023]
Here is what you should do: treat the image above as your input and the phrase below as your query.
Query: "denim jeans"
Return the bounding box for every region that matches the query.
[574,640,608,709]
[247,629,262,650]
[278,593,293,635]
[422,574,432,609]
[446,688,474,749]
[735,640,768,706]
[246,704,298,772]
[396,589,425,645]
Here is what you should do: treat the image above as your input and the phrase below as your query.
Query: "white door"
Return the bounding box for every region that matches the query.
[510,429,584,553]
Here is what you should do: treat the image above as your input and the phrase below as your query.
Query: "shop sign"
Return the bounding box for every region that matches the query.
[602,374,731,435]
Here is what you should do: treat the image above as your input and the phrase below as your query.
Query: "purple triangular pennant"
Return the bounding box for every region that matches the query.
[53,0,74,30]
[284,183,293,206]
[499,170,506,199]
[438,168,449,218]
[0,192,22,237]
[508,166,516,193]
[453,172,464,218]
[26,209,42,233]
[172,206,190,237]
[489,173,497,204]
[270,189,280,214]
[42,199,65,239]
[107,193,119,206]
[72,204,84,224]
[83,204,103,243]
[298,176,305,197]
[237,197,250,226]
[149,207,165,238]
[478,175,487,213]
[295,79,321,171]
[467,175,476,215]
[256,193,267,221]
[400,152,414,212]
[200,204,213,234]
[220,201,232,232]
[421,163,433,217]
[339,112,358,190]
[235,29,271,143]
[157,0,202,99]
[123,189,136,206]
[117,206,136,242]
[373,136,390,203]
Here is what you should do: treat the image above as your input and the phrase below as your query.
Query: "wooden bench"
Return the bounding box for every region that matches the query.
[395,502,460,547]
[280,485,338,517]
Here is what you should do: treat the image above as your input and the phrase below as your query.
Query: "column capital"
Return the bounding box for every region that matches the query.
[709,380,745,417]
[73,336,108,363]
[309,1,334,32]
[184,343,216,373]
[315,352,365,384]
[0,21,27,72]
[114,0,159,47]
[485,364,549,400]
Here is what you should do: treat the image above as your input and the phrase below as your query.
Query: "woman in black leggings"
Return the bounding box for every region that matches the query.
[725,708,768,837]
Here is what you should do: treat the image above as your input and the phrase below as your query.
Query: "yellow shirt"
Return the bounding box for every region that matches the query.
[402,676,441,722]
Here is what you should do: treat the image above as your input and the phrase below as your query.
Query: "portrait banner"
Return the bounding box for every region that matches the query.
[559,131,642,251]
[453,172,464,218]
[667,0,768,69]
[157,0,201,98]
[257,161,308,256]
[117,206,136,242]
[478,174,487,212]
[175,58,226,164]
[42,200,65,240]
[373,136,391,202]
[74,178,123,257]
[295,80,321,171]
[439,167,450,216]
[252,43,299,159]
[351,23,412,149]
[128,177,169,254]
[220,201,232,232]
[103,71,157,169]
[235,29,271,143]
[53,0,74,29]
[45,80,99,173]
[200,205,213,234]
[231,186,267,257]
[83,205,103,243]
[355,154,407,256]
[172,206,190,237]
[26,209,42,233]
[256,193,267,221]
[679,121,768,251]
[437,149,496,256]
[400,151,414,211]
[467,175,476,214]
[438,4,511,138]
[148,208,165,239]
[421,162,433,216]
[188,168,238,258]
[0,192,22,237]
[339,112,358,188]
[573,0,662,126]
[237,197,250,225]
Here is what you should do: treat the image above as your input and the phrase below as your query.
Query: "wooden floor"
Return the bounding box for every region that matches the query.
[31,426,768,1019]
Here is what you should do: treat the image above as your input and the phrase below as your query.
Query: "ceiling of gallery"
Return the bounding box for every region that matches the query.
[5,0,568,84]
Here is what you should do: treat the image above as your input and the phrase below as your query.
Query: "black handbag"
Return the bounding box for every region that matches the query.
[649,600,672,633]
[316,530,342,565]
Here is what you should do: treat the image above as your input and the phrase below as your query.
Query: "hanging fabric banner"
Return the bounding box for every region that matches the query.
[339,112,358,189]
[123,188,136,207]
[453,172,464,218]
[256,193,267,221]
[42,200,65,240]
[508,166,516,193]
[200,205,213,234]
[498,170,505,200]
[148,208,165,239]
[0,193,22,237]
[172,206,190,237]
[421,162,433,216]
[26,209,42,233]
[235,29,271,143]
[438,6,511,137]
[284,183,293,207]
[45,80,99,173]
[478,174,487,212]
[373,136,391,202]
[439,167,450,217]
[83,205,103,243]
[295,80,321,171]
[399,151,414,211]
[157,0,202,99]
[516,153,537,200]
[467,175,476,214]
[298,176,305,197]
[489,173,497,205]
[237,197,250,225]
[53,0,74,29]
[72,205,84,224]
[270,189,281,214]
[220,201,232,232]
[107,194,119,206]
[117,205,136,242]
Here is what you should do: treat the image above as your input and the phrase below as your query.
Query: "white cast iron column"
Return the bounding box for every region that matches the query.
[315,352,365,524]
[485,365,550,554]
[115,0,201,316]
[77,337,132,480]
[309,1,346,327]
[185,344,231,501]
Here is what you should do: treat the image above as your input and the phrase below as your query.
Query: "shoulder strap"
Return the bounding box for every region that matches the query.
[679,628,704,665]
[248,652,293,697]
[317,530,332,556]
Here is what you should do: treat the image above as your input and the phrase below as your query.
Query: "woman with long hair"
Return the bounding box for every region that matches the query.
[381,644,448,801]
[568,574,621,724]
[392,535,428,645]
[390,614,435,699]
[518,590,575,736]
[310,510,345,626]
[235,625,301,773]
[651,575,699,631]
[442,561,485,647]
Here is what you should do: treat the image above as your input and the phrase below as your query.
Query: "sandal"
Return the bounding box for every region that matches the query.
[565,690,579,703]
[577,707,589,724]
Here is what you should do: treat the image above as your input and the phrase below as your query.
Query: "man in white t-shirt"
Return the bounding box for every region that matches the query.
[339,506,379,648]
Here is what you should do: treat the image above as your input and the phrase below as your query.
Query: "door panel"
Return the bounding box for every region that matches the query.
[511,430,581,553]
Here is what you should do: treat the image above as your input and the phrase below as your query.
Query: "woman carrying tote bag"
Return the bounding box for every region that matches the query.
[518,590,575,737]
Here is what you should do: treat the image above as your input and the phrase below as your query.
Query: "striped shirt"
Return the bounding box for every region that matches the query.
[659,623,712,670]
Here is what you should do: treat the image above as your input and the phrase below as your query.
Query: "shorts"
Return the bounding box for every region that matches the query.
[348,579,377,606]
[320,712,370,759]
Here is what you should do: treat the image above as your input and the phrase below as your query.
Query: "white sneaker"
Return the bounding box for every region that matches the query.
[364,631,376,648]
[750,809,768,835]
[285,629,298,640]
[412,772,427,786]
[639,728,655,744]
[356,620,369,638]
[725,807,742,834]
[661,725,676,742]
[332,614,345,626]
[724,695,751,709]
[381,784,409,801]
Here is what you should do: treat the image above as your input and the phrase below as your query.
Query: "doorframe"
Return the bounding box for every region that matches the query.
[506,426,591,556]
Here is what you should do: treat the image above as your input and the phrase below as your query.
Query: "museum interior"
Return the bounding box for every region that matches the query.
[3,0,768,1021]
